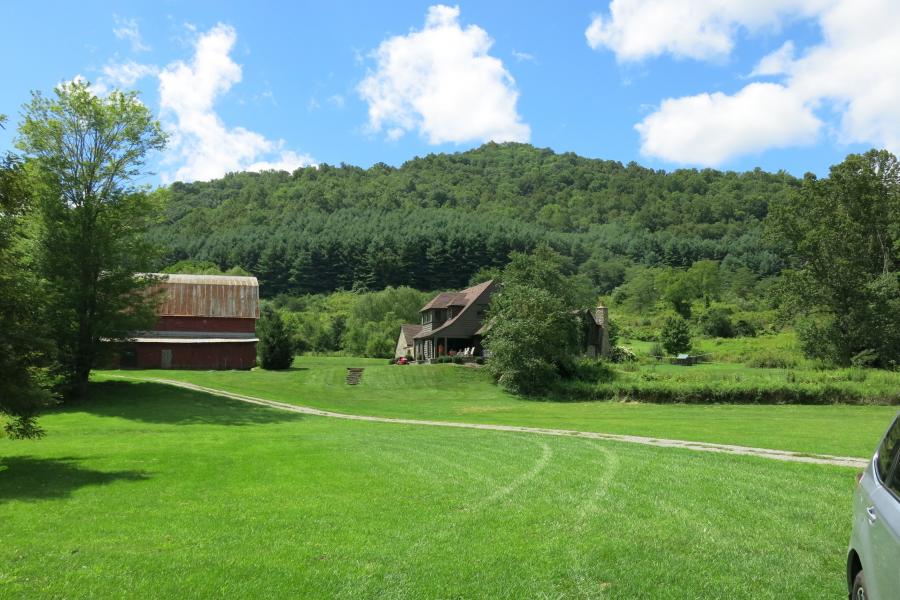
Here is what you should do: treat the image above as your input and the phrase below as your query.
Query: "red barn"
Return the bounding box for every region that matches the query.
[130,274,260,370]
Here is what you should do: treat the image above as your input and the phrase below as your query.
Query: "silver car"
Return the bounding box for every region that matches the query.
[848,413,900,599]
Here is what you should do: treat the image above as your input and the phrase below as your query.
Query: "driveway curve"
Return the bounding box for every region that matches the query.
[113,376,867,469]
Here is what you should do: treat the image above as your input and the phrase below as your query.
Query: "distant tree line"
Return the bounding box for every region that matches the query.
[151,143,794,296]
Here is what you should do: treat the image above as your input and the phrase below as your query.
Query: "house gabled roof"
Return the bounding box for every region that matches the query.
[415,280,494,340]
[420,292,467,311]
[419,280,493,312]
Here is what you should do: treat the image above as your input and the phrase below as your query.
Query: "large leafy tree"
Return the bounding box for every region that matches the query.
[17,82,167,398]
[768,149,900,367]
[0,115,56,437]
[484,244,591,395]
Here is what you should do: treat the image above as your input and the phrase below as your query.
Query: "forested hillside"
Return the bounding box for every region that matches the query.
[153,142,797,296]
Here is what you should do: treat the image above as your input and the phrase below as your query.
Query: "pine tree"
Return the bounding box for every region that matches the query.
[258,305,294,369]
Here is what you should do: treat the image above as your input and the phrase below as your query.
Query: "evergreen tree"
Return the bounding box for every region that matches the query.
[258,305,294,369]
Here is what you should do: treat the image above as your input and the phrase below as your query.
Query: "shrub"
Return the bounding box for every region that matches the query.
[745,352,797,369]
[257,305,294,370]
[475,357,485,365]
[697,307,734,338]
[573,358,615,383]
[608,346,637,363]
[733,319,758,337]
[660,315,692,355]
[851,349,879,368]
[648,342,665,360]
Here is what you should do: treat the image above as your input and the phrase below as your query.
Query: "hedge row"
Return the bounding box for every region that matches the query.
[554,380,900,406]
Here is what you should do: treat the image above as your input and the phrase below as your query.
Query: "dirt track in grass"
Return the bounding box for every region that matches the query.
[113,376,868,469]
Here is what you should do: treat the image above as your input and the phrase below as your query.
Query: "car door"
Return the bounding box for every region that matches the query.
[869,417,900,598]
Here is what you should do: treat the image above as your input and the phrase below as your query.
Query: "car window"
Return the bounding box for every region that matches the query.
[889,468,900,499]
[876,416,900,483]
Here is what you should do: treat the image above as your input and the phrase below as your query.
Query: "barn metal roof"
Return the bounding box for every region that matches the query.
[146,273,260,319]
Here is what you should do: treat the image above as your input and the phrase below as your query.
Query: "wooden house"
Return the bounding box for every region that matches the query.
[396,280,610,362]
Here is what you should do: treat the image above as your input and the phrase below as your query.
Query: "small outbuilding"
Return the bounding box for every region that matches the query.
[126,274,260,370]
[395,324,423,359]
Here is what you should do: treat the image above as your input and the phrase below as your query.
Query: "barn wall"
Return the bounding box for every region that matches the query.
[154,316,256,334]
[136,342,257,370]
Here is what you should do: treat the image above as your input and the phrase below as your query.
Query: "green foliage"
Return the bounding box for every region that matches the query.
[662,270,696,318]
[767,149,900,367]
[660,315,692,355]
[274,286,431,358]
[257,305,293,369]
[162,259,251,276]
[17,81,167,399]
[0,146,56,438]
[612,266,663,313]
[573,358,616,383]
[485,245,585,394]
[151,143,796,297]
[697,307,735,338]
[607,346,637,363]
[745,352,798,369]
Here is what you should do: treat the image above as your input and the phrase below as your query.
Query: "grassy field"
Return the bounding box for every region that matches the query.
[620,330,806,366]
[0,382,861,598]
[562,360,900,405]
[96,356,899,458]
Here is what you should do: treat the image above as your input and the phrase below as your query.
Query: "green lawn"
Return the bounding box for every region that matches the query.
[96,356,899,458]
[0,382,860,598]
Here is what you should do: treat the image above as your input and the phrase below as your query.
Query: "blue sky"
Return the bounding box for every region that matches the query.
[2,1,897,182]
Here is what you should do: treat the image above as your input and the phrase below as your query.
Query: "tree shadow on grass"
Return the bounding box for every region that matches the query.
[0,456,149,502]
[68,381,304,427]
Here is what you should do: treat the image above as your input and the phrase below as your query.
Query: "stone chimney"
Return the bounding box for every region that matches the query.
[596,303,610,357]
[595,303,608,327]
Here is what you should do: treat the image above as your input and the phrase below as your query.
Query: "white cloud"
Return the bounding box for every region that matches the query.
[750,41,795,76]
[358,4,530,144]
[512,50,536,62]
[327,94,345,109]
[102,60,158,87]
[158,24,314,182]
[585,0,825,62]
[590,0,900,164]
[113,16,150,52]
[786,0,900,150]
[635,83,821,165]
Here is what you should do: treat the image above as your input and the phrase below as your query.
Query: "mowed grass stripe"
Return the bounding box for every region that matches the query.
[2,382,855,598]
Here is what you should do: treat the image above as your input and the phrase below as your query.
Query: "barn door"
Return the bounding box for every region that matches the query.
[160,349,172,369]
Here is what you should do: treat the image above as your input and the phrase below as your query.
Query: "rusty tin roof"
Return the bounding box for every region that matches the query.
[149,274,260,319]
